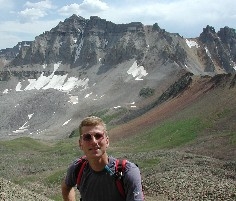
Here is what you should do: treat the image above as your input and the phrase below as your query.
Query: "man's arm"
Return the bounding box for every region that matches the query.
[124,163,144,201]
[61,179,76,201]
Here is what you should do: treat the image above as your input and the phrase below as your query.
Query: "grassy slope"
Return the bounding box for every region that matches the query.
[109,74,236,160]
[0,75,236,200]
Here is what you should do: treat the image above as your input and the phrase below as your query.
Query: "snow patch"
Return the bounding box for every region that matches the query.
[15,62,89,92]
[61,77,89,92]
[233,62,236,71]
[128,101,135,105]
[12,113,34,134]
[28,113,34,119]
[128,102,136,108]
[114,106,121,109]
[186,39,199,48]
[127,61,148,80]
[43,74,68,90]
[16,82,23,91]
[74,31,84,62]
[185,64,189,69]
[3,89,9,94]
[12,129,28,134]
[85,92,92,98]
[68,96,78,105]
[205,47,212,59]
[63,119,71,126]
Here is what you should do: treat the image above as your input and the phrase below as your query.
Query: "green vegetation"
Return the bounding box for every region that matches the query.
[0,109,235,200]
[0,137,49,152]
[137,158,161,170]
[145,118,203,149]
[114,118,205,152]
[230,131,236,145]
[44,169,66,186]
[69,128,80,138]
[139,87,155,98]
[91,109,109,118]
[0,118,205,200]
[91,107,128,125]
[0,137,81,200]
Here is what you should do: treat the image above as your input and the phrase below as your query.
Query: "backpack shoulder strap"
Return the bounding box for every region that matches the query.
[115,158,127,198]
[76,156,88,187]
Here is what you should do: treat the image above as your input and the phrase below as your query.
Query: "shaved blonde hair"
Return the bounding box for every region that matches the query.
[79,116,107,135]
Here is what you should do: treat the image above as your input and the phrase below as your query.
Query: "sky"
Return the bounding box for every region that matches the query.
[0,0,235,49]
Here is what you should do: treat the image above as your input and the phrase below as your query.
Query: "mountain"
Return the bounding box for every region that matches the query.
[0,41,32,67]
[0,15,236,140]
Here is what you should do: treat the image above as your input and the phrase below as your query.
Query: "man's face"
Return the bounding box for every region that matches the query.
[79,124,109,159]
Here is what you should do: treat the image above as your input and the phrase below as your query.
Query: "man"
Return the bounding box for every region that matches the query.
[61,116,144,201]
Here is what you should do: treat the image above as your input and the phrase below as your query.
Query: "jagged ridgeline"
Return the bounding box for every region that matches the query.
[1,15,236,72]
[0,15,236,139]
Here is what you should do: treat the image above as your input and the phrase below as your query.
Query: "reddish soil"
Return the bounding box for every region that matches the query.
[109,75,236,161]
[109,76,212,140]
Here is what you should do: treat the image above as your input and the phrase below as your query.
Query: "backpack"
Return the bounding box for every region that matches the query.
[75,156,127,199]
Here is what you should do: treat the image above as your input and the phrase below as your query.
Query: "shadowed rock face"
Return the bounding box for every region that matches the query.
[1,15,236,74]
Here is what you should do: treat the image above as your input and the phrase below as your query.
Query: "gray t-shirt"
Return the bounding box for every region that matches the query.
[65,156,144,201]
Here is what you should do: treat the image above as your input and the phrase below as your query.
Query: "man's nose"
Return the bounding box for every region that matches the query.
[90,135,99,143]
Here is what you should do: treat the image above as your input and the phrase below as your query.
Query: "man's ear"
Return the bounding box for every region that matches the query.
[106,136,109,148]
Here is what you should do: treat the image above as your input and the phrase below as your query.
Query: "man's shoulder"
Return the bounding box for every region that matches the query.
[67,156,88,172]
[109,157,139,171]
[108,156,116,162]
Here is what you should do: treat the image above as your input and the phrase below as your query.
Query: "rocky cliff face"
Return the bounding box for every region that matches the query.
[1,15,235,74]
[0,41,32,68]
[0,15,236,139]
[199,25,236,73]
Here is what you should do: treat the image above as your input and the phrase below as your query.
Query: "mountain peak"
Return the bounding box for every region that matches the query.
[218,26,236,42]
[203,25,216,34]
[0,15,235,76]
[199,25,217,43]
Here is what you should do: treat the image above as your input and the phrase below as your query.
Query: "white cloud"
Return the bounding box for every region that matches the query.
[58,0,109,17]
[58,3,80,16]
[24,0,54,10]
[0,33,23,49]
[0,20,60,35]
[98,0,236,37]
[79,0,109,12]
[0,0,14,10]
[0,0,236,49]
[0,19,61,48]
[18,0,55,22]
[109,0,236,22]
[19,8,48,21]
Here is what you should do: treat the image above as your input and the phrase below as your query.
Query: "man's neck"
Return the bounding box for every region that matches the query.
[88,153,109,172]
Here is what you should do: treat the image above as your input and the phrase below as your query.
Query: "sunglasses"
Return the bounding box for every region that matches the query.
[81,132,105,142]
